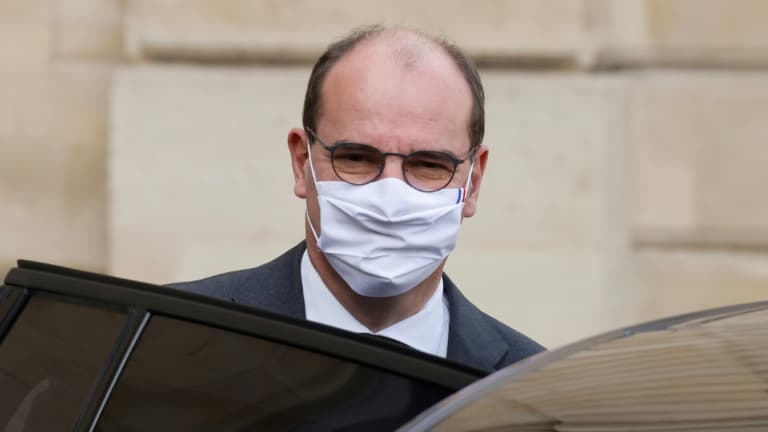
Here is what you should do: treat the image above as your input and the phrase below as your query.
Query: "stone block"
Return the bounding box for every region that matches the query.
[53,0,124,61]
[634,248,768,321]
[447,72,634,348]
[0,65,111,273]
[123,0,585,63]
[109,65,309,283]
[0,65,110,150]
[0,0,52,69]
[646,0,768,50]
[467,72,629,251]
[592,0,768,67]
[448,247,611,349]
[631,72,768,236]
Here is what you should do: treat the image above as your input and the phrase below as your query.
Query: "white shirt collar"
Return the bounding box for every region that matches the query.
[301,250,449,357]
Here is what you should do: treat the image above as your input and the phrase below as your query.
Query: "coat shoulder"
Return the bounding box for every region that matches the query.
[443,275,545,371]
[167,242,306,306]
[481,310,545,366]
[168,265,261,300]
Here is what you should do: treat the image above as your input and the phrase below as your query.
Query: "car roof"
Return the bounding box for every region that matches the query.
[400,299,768,431]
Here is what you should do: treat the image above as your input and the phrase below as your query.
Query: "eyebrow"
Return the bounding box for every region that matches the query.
[333,137,463,158]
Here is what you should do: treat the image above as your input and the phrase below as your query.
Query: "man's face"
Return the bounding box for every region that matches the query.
[289,41,489,239]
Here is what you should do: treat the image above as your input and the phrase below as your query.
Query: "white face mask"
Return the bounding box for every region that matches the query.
[305,136,473,298]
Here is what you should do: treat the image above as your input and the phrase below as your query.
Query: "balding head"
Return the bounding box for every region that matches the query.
[302,26,485,149]
[376,29,436,70]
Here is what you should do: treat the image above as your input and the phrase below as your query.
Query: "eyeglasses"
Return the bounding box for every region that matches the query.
[306,129,475,192]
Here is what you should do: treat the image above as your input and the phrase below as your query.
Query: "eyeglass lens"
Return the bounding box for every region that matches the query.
[331,143,457,191]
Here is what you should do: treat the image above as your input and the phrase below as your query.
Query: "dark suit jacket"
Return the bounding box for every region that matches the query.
[171,242,544,372]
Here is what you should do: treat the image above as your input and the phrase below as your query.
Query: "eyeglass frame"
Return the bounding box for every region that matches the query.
[305,128,477,192]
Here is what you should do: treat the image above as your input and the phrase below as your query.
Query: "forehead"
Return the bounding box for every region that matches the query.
[317,35,473,153]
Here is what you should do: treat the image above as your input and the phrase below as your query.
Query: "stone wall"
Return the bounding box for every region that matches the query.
[0,0,120,275]
[2,0,767,348]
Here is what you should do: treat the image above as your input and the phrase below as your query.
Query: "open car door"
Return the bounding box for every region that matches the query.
[1,261,484,432]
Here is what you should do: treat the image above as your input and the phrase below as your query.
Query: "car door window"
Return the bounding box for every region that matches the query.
[97,315,452,432]
[0,286,11,314]
[0,286,21,337]
[0,295,127,432]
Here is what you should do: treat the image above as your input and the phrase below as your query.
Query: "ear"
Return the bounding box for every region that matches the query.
[287,128,310,198]
[462,144,489,218]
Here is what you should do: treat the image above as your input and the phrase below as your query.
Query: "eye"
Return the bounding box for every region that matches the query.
[416,160,450,170]
[331,143,383,178]
[407,152,454,172]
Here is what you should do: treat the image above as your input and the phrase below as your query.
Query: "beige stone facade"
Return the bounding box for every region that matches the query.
[2,0,767,348]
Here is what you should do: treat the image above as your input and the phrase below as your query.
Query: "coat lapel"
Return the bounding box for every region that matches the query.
[444,275,509,372]
[228,242,307,320]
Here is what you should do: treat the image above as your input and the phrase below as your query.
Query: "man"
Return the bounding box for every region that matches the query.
[174,26,544,372]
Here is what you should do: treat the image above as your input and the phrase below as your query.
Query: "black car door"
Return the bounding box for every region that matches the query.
[1,261,484,432]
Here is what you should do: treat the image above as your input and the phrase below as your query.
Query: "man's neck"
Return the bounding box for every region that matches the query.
[305,242,444,332]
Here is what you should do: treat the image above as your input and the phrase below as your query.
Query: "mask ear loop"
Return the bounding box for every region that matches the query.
[461,159,475,203]
[305,132,322,242]
[306,211,320,242]
[306,132,320,185]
